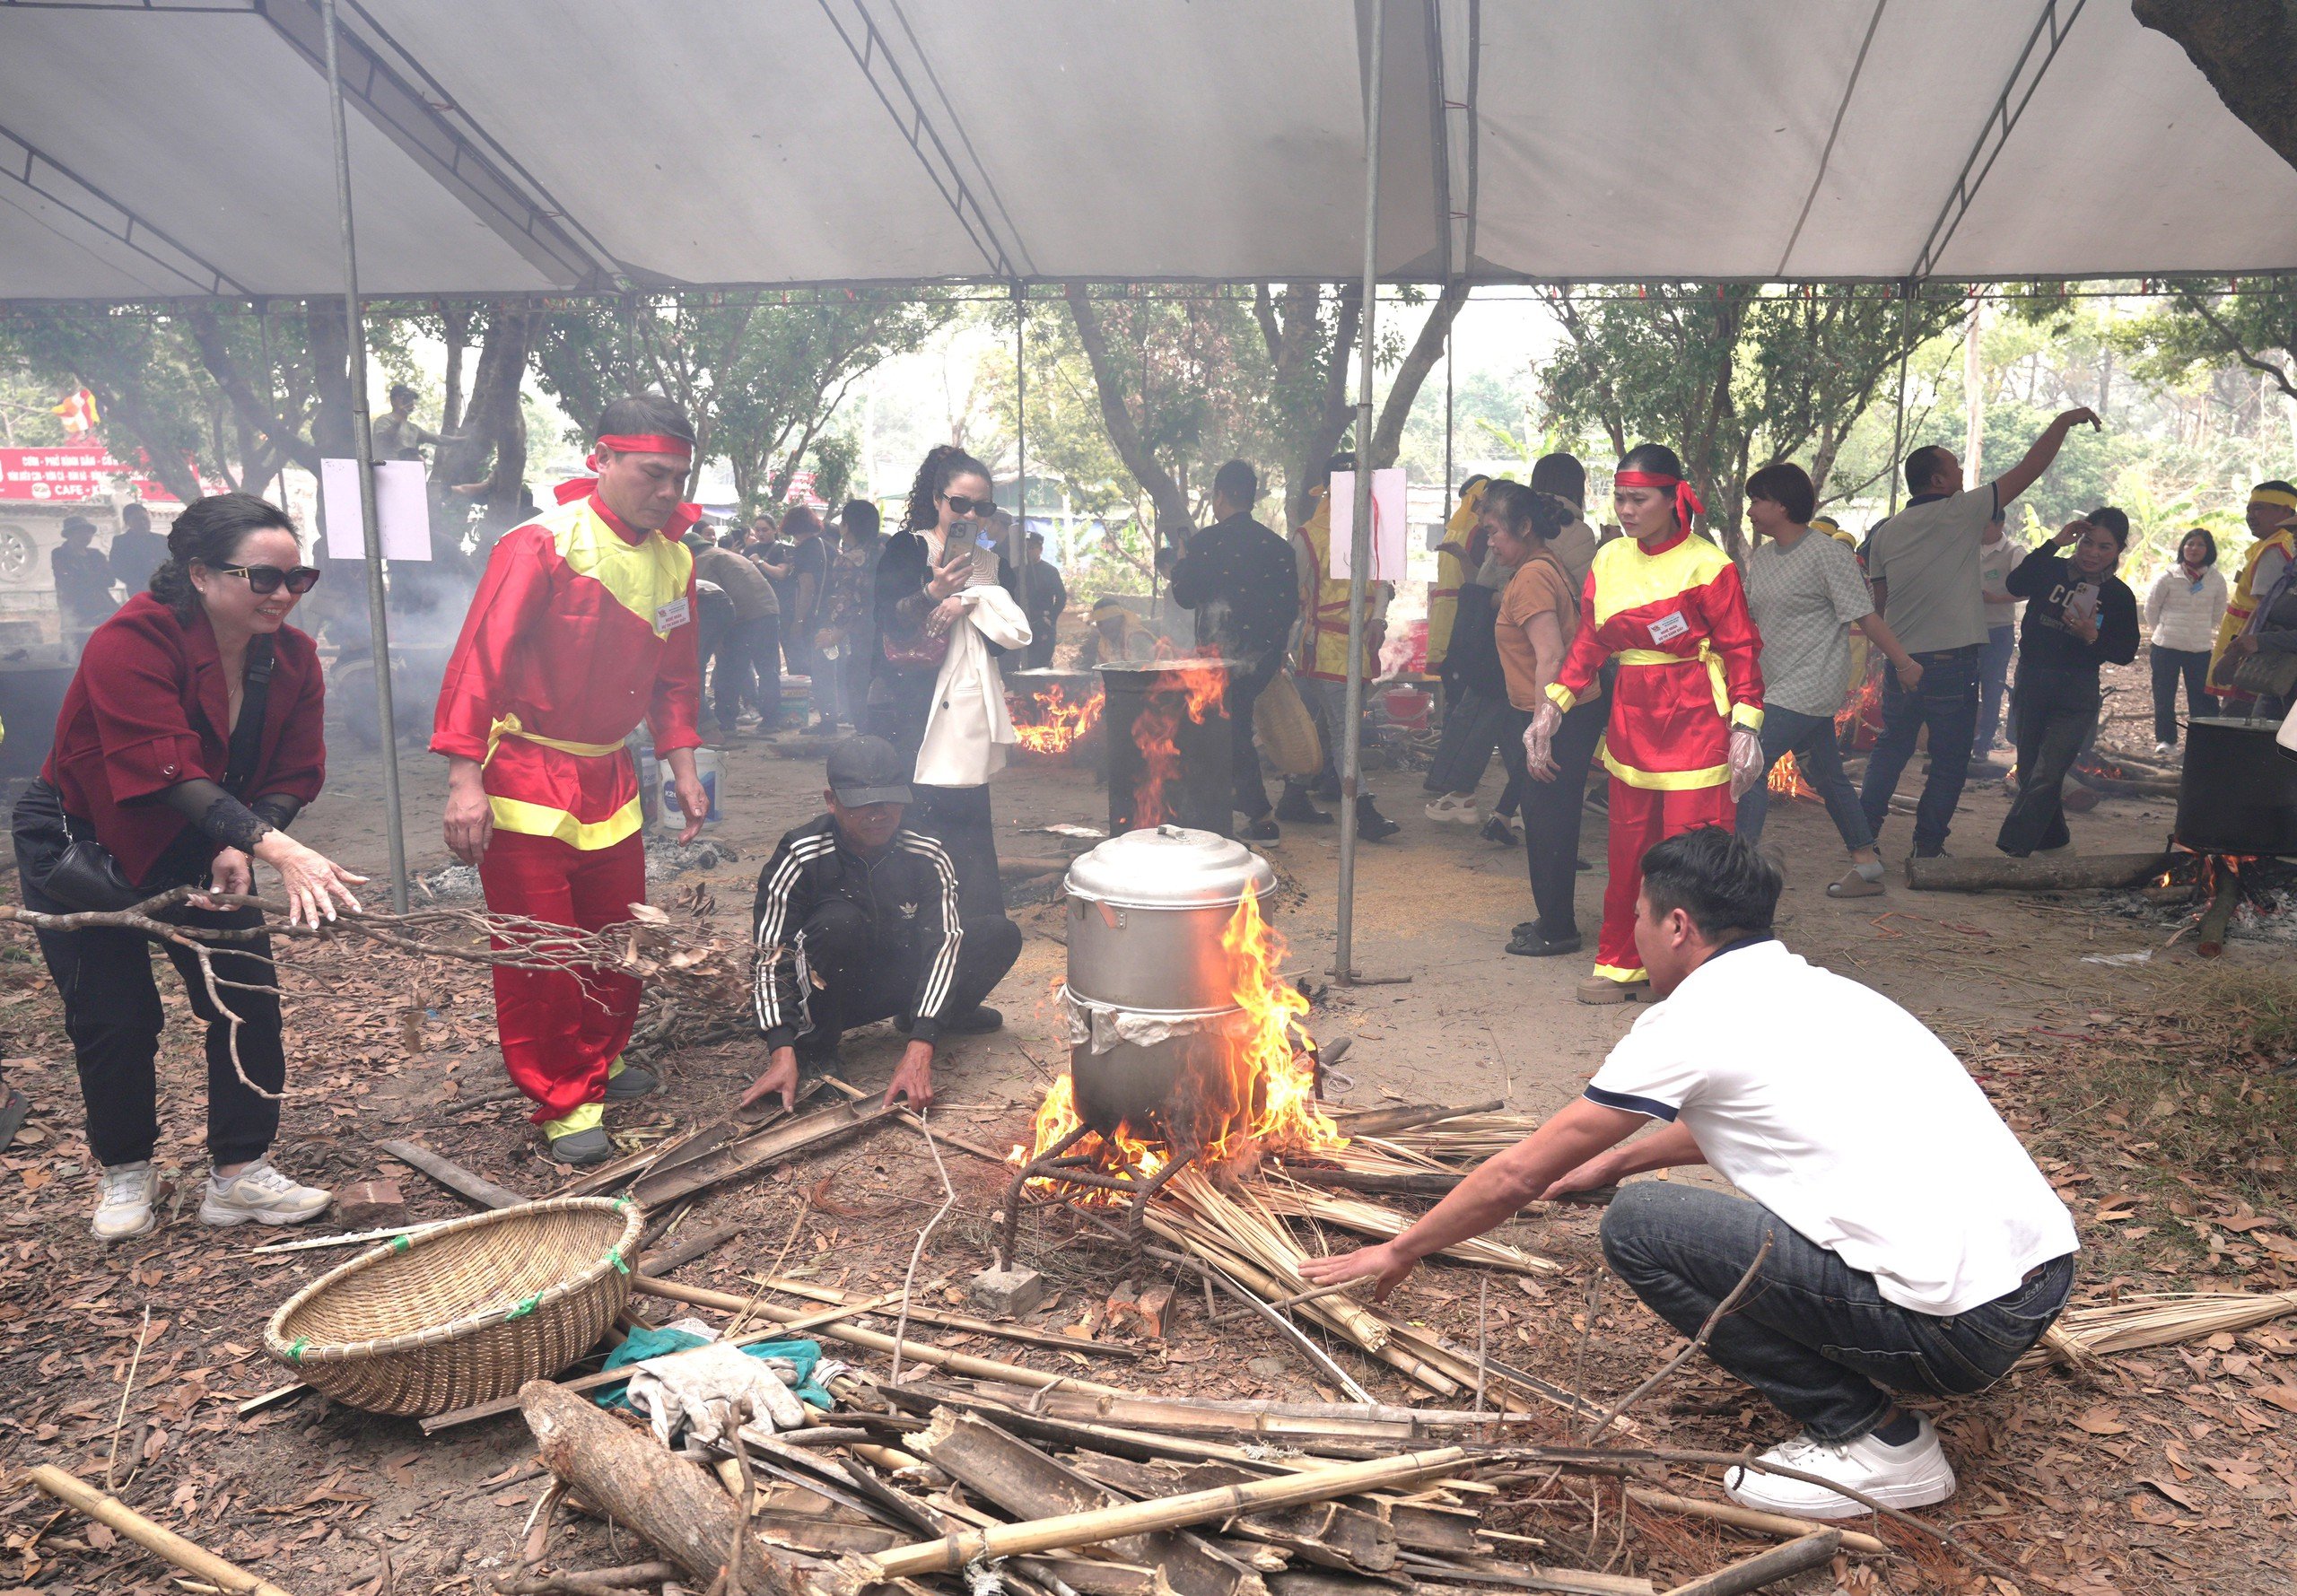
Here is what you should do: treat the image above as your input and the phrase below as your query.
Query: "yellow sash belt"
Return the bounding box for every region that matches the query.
[1614,639,1730,719]
[484,712,625,769]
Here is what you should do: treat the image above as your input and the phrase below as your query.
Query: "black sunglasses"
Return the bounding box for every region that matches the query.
[216,563,322,596]
[942,493,997,518]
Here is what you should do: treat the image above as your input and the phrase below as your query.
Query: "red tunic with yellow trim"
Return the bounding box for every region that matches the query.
[1547,528,1763,789]
[431,493,703,849]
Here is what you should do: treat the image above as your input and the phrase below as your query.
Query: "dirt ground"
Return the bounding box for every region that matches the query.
[3,655,2294,1594]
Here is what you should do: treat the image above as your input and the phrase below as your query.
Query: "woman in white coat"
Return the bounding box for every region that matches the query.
[869,447,1031,920]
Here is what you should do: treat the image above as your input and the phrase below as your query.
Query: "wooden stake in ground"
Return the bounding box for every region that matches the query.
[29,1465,296,1596]
[520,1381,796,1593]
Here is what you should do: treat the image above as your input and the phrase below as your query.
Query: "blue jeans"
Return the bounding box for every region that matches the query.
[1975,624,2015,755]
[1859,646,1980,857]
[1602,1182,2075,1442]
[1736,704,1874,854]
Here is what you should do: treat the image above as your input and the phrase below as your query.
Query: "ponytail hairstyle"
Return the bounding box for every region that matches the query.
[900,444,991,536]
[150,492,298,623]
[1480,479,1574,547]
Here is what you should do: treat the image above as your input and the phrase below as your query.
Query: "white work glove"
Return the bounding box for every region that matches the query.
[1523,702,1562,782]
[1727,726,1767,801]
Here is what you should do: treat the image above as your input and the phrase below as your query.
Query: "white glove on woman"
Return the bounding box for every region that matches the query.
[1523,702,1562,781]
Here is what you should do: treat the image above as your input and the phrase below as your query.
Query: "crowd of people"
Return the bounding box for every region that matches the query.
[18,387,2297,1528]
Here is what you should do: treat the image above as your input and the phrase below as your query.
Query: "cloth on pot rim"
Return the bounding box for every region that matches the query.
[1058,984,1252,1053]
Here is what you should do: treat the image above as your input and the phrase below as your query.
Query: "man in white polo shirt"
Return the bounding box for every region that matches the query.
[1858,408,2098,858]
[1301,826,2076,1519]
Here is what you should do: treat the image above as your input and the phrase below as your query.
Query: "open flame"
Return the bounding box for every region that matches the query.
[1013,890,1343,1189]
[1835,670,1884,752]
[1009,683,1105,755]
[1131,657,1228,828]
[1767,753,1818,800]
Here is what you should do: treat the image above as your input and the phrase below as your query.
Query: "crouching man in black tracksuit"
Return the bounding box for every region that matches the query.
[744,736,1022,1112]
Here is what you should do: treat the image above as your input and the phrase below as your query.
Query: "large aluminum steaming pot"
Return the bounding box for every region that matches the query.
[1061,825,1276,1136]
[1062,825,1276,1013]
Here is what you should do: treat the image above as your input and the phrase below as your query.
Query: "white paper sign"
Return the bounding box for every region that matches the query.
[1326,468,1409,583]
[320,458,433,563]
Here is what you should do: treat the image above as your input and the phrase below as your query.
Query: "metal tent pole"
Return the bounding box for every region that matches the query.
[1010,283,1027,642]
[1334,0,1385,985]
[322,0,410,913]
[1887,279,1915,518]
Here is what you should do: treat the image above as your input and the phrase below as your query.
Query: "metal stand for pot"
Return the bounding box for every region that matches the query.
[991,1125,1197,1269]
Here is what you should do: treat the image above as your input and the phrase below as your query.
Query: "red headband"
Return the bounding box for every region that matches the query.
[591,432,694,465]
[1615,469,1706,531]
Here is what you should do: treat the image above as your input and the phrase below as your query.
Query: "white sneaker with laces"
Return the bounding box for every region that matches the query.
[2153,741,2175,758]
[1724,1415,1956,1519]
[1423,796,1480,825]
[200,1159,331,1227]
[93,1161,162,1243]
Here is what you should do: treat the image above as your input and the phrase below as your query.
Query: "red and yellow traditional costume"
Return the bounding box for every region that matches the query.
[1547,479,1763,987]
[432,441,703,1134]
[2211,486,2297,704]
[1425,481,1489,676]
[1294,488,1389,684]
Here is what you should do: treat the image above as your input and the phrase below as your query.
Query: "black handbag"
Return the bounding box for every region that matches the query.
[14,638,275,913]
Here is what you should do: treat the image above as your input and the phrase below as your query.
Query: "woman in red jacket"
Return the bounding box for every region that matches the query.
[12,493,363,1243]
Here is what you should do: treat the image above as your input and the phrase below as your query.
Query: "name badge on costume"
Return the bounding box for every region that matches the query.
[653,596,692,635]
[1646,609,1690,646]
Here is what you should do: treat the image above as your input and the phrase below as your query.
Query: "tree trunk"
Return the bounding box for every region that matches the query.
[1065,284,1196,546]
[1904,851,2172,893]
[184,310,320,475]
[1367,281,1470,471]
[1288,286,1362,528]
[78,378,204,503]
[440,302,470,435]
[520,1382,799,1594]
[305,299,353,460]
[435,300,534,535]
[2135,0,2297,172]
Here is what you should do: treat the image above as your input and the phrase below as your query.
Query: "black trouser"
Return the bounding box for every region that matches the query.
[1501,696,1606,940]
[912,782,1006,921]
[791,899,1023,1057]
[1997,663,2100,857]
[20,875,284,1169]
[1226,655,1280,821]
[2150,644,2215,746]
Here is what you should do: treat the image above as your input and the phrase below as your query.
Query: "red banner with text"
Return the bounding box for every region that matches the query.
[0,445,184,503]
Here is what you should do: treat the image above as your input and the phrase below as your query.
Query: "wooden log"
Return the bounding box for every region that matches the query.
[855,1448,1471,1580]
[637,1223,742,1277]
[1624,1488,1882,1557]
[1072,1452,1397,1573]
[741,1276,1143,1358]
[1332,1100,1507,1137]
[630,1101,897,1208]
[1902,851,2171,894]
[1394,1558,1652,1596]
[635,1275,1128,1394]
[2198,867,2242,958]
[520,1380,795,1592]
[28,1466,297,1596]
[376,1138,529,1209]
[1658,1530,1839,1596]
[912,1408,1262,1596]
[747,1510,906,1556]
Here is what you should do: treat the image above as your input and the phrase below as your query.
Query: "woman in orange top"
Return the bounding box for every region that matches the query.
[1485,482,1606,960]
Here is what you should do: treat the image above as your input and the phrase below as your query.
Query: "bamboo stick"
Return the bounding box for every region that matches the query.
[1625,1487,1885,1557]
[633,1275,1128,1395]
[860,1447,1471,1577]
[29,1466,296,1596]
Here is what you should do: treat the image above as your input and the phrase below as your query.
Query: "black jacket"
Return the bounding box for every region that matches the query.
[2006,547,2139,675]
[1168,513,1298,669]
[751,813,964,1049]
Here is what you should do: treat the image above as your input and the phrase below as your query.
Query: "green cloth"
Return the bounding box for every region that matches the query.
[592,1330,832,1412]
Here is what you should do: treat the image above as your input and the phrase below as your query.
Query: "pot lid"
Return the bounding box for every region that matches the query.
[1064,825,1276,909]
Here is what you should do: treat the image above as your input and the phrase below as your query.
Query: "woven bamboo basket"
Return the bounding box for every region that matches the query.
[264,1196,644,1417]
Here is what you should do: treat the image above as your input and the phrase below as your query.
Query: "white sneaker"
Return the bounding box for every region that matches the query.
[93,1161,162,1243]
[200,1159,332,1227]
[2153,741,2174,758]
[1423,796,1480,825]
[1724,1415,1957,1519]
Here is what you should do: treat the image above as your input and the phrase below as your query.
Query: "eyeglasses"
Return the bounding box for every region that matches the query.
[942,493,997,518]
[216,563,322,596]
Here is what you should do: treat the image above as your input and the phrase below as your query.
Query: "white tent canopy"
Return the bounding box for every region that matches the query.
[4,0,2293,302]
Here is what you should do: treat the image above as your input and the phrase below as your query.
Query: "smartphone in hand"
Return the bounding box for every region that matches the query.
[969,523,1002,586]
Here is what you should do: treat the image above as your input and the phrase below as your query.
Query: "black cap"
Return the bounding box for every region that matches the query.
[826,735,913,807]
